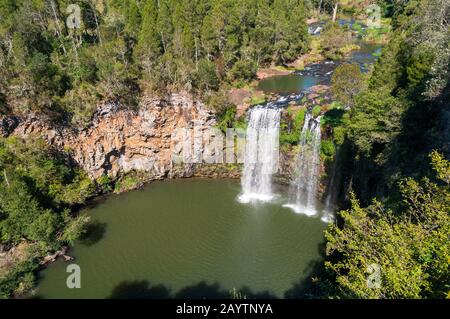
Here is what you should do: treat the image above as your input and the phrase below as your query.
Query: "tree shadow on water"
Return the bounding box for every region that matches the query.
[284,241,330,299]
[239,286,278,299]
[174,281,228,299]
[108,280,171,299]
[79,221,107,246]
[108,280,278,299]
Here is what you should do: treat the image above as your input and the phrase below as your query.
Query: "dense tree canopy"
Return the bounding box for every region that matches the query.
[0,0,310,126]
[0,136,94,247]
[314,0,450,299]
[338,0,450,203]
[0,136,95,297]
[325,151,450,298]
[331,63,364,109]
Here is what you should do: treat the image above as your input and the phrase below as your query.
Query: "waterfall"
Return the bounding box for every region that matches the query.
[238,105,281,203]
[322,148,341,223]
[284,111,322,216]
[322,168,337,223]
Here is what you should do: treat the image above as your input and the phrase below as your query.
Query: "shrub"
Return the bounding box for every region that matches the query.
[322,108,345,127]
[0,259,38,299]
[312,105,321,117]
[294,108,306,128]
[321,140,336,157]
[280,130,300,145]
[96,174,113,193]
[114,173,143,193]
[195,58,219,91]
[320,22,351,60]
[229,59,256,82]
[279,107,307,146]
[216,105,237,134]
[333,126,346,146]
[59,214,91,246]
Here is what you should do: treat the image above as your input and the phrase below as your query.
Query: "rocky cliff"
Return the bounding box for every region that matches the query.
[1,92,329,196]
[1,93,240,182]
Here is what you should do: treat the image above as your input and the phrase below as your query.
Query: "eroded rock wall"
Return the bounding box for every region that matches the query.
[4,94,239,181]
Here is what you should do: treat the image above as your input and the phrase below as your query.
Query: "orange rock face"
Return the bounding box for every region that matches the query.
[11,94,227,180]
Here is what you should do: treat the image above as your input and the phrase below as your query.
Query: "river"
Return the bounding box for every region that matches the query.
[257,42,382,94]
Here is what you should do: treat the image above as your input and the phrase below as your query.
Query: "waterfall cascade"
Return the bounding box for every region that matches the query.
[322,148,341,223]
[239,105,281,203]
[284,111,322,216]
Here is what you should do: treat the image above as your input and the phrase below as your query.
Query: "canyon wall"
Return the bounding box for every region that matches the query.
[1,94,240,182]
[0,93,325,197]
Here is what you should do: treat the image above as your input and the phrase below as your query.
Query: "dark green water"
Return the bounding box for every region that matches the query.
[36,179,327,299]
[257,74,320,94]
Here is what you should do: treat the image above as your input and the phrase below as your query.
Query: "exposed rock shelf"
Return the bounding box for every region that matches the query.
[1,93,240,182]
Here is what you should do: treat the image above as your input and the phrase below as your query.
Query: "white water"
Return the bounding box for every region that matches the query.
[284,111,322,216]
[322,151,338,223]
[239,106,281,203]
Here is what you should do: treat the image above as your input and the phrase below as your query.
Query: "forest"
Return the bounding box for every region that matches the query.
[0,0,310,126]
[0,0,449,299]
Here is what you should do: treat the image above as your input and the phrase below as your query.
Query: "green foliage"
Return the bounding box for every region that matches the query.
[59,214,91,246]
[325,152,450,298]
[352,21,364,35]
[216,105,237,134]
[363,26,391,42]
[331,63,364,109]
[114,172,143,193]
[312,105,321,117]
[0,259,38,299]
[405,47,434,96]
[280,128,300,145]
[294,108,306,128]
[0,136,95,246]
[232,117,247,131]
[196,58,219,91]
[59,82,100,127]
[230,287,247,299]
[321,140,336,158]
[325,1,450,298]
[280,107,307,146]
[250,94,267,106]
[320,21,351,60]
[347,90,404,157]
[0,136,97,298]
[320,0,450,299]
[96,174,113,193]
[206,88,233,114]
[332,126,346,146]
[229,59,256,82]
[322,108,345,127]
[0,0,310,125]
[430,151,450,185]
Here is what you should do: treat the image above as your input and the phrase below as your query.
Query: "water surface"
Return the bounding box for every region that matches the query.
[257,74,321,94]
[257,41,382,95]
[37,179,326,298]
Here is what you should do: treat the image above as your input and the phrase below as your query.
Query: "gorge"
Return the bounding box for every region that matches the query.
[32,33,383,298]
[3,0,446,300]
[1,25,383,298]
